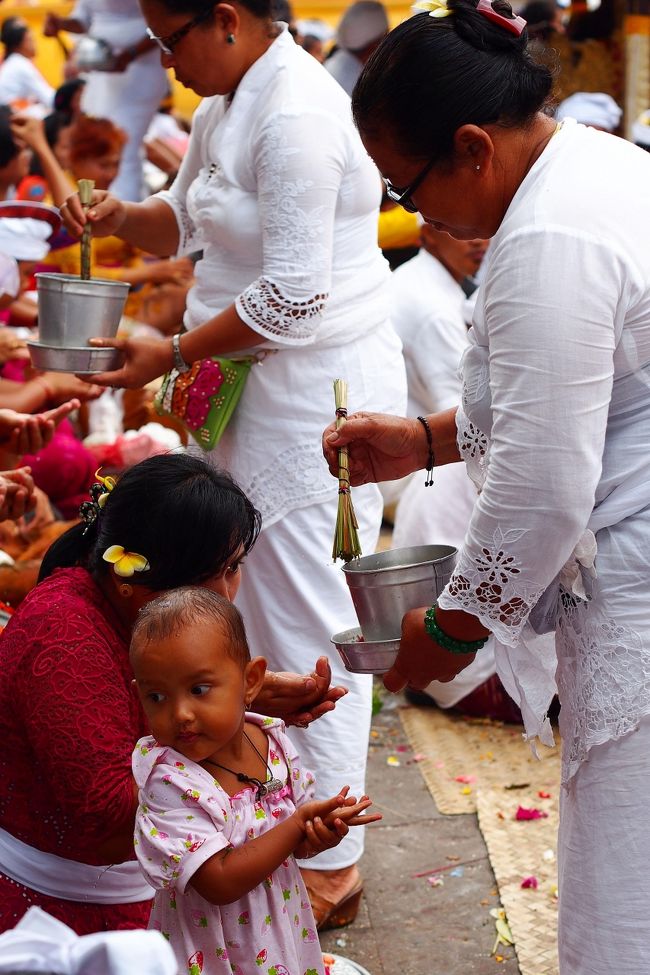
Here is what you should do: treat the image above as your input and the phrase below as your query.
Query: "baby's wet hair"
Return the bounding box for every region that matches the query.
[130,587,251,669]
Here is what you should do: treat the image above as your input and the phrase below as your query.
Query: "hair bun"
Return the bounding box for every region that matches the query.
[451,0,528,52]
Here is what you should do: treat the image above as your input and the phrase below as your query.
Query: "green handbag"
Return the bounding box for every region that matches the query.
[154,355,254,451]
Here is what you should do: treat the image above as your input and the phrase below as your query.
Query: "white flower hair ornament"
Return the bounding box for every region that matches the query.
[103,545,151,578]
[414,0,453,16]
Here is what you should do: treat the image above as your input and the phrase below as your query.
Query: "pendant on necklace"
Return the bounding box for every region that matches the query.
[256,777,284,800]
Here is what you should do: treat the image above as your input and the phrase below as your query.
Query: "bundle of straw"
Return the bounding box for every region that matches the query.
[332,378,362,563]
[77,178,95,280]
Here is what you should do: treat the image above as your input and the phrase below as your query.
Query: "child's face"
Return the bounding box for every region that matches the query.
[132,620,262,763]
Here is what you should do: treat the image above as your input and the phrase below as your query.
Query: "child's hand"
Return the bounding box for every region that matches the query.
[293,786,382,859]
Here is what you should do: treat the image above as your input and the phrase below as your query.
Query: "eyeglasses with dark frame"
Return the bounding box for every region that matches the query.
[146,4,216,56]
[383,155,438,214]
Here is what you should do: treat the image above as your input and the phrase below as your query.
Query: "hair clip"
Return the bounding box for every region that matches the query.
[476,0,526,35]
[103,545,151,578]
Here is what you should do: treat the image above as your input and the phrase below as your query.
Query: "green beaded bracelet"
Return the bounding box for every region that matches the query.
[424,605,488,654]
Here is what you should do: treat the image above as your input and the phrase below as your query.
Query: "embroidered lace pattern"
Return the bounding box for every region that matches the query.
[237,276,328,342]
[203,439,334,526]
[439,527,547,647]
[456,405,489,491]
[157,190,198,256]
[235,119,332,342]
[556,595,650,782]
[0,568,149,932]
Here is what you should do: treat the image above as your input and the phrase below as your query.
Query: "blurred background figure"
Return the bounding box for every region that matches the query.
[518,0,565,43]
[556,91,622,132]
[325,0,388,96]
[0,107,31,203]
[302,33,326,62]
[43,0,168,200]
[0,17,54,117]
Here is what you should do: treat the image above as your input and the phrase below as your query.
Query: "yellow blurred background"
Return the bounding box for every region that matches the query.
[1,0,412,120]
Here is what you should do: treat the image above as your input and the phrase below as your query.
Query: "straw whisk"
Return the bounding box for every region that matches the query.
[77,178,95,281]
[332,378,362,563]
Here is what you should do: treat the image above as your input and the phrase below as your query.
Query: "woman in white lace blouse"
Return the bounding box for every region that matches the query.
[323,1,650,971]
[62,0,405,927]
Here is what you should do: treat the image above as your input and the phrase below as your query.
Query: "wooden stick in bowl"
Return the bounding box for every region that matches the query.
[77,179,95,281]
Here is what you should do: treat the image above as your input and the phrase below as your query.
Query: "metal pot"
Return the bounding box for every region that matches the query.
[330,626,400,675]
[342,544,457,641]
[36,273,129,348]
[73,36,116,71]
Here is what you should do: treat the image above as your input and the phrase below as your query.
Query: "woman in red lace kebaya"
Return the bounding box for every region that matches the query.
[0,453,345,935]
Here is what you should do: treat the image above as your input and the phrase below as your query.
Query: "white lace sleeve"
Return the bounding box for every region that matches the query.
[438,227,627,645]
[235,111,347,345]
[154,103,212,256]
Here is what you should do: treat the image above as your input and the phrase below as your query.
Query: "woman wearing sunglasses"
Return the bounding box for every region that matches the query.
[61,0,405,931]
[322,1,650,970]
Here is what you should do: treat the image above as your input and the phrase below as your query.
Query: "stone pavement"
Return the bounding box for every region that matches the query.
[320,688,521,975]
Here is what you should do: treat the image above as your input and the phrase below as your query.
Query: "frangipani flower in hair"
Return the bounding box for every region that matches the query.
[103,545,151,578]
[414,0,452,17]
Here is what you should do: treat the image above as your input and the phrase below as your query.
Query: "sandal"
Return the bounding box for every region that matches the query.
[304,876,364,932]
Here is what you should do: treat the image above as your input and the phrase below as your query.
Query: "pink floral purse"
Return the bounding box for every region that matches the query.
[154,355,254,451]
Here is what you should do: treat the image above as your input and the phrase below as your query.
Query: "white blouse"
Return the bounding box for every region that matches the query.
[437,119,650,778]
[0,54,54,111]
[157,27,403,527]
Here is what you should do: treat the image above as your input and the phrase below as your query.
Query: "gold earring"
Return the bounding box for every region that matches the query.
[119,582,133,598]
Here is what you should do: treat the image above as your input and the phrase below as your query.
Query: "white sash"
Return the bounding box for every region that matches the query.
[0,828,154,904]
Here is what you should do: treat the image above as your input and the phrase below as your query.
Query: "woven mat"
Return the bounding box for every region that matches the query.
[476,788,559,975]
[400,705,560,975]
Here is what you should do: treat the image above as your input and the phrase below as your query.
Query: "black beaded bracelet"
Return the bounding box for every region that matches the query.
[424,605,487,654]
[416,415,435,487]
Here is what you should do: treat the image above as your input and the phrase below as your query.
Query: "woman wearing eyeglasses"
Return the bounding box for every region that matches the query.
[321,1,650,970]
[61,0,405,931]
[44,0,168,201]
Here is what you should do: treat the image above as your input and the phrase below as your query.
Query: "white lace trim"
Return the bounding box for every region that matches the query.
[156,190,199,257]
[556,595,650,782]
[438,527,548,646]
[236,276,328,344]
[195,439,334,528]
[456,405,489,491]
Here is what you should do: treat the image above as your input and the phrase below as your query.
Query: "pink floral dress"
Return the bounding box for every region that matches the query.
[132,714,324,975]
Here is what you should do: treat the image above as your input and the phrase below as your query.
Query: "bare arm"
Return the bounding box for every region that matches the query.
[322,407,461,487]
[10,117,74,207]
[83,305,263,389]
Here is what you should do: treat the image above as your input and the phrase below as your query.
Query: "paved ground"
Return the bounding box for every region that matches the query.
[320,687,521,975]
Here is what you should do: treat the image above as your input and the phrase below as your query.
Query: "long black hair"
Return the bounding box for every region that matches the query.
[39,454,262,591]
[352,0,553,163]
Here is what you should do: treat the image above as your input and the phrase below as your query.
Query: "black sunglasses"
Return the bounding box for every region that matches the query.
[383,155,438,214]
[146,4,216,56]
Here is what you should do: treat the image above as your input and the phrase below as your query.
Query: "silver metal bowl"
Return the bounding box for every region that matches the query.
[342,544,457,641]
[36,274,129,349]
[73,36,116,71]
[27,341,123,375]
[331,626,399,675]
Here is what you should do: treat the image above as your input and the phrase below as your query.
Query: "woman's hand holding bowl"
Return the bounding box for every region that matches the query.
[383,607,476,693]
[82,334,173,389]
[322,412,429,486]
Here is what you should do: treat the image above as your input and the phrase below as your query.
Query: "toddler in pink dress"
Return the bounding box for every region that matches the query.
[130,587,380,975]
